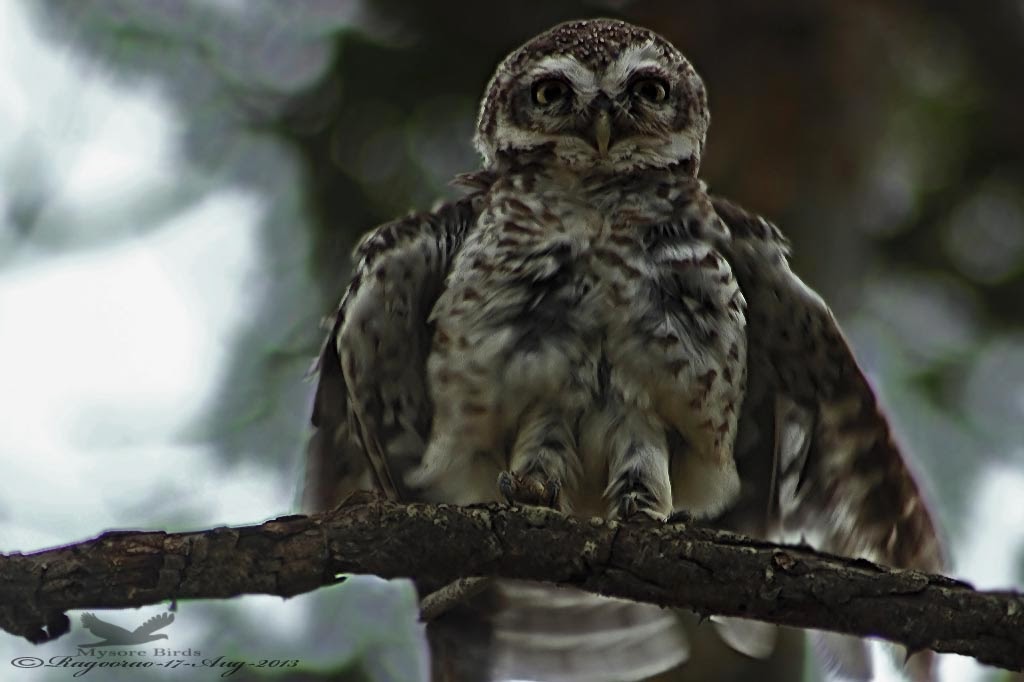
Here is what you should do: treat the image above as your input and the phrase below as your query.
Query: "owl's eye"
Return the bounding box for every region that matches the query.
[532,79,571,106]
[631,78,669,103]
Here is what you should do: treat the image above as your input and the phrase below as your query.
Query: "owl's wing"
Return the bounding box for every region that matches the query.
[305,178,500,682]
[304,175,491,511]
[709,196,944,681]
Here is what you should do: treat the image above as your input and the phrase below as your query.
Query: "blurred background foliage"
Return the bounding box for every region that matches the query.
[2,0,1023,680]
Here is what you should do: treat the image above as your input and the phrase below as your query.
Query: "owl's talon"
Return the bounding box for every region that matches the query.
[616,492,667,522]
[543,479,560,507]
[631,508,668,523]
[667,509,692,524]
[498,471,518,504]
[623,492,639,517]
[497,470,561,509]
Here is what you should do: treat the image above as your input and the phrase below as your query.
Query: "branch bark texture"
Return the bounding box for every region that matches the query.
[1,493,1021,672]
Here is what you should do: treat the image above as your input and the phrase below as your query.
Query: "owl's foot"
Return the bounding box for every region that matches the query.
[614,491,668,522]
[607,455,670,521]
[498,470,561,508]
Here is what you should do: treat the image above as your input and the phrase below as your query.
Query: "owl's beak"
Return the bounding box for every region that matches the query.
[593,110,612,157]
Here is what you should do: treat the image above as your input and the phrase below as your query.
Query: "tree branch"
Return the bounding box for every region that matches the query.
[1,493,1021,672]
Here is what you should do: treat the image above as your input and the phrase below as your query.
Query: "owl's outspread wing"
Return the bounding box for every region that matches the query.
[305,174,493,510]
[711,196,943,574]
[304,176,508,682]
[711,196,944,681]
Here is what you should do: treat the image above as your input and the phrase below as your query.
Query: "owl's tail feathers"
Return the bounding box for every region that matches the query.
[490,581,689,682]
[710,616,777,659]
[808,631,873,682]
[710,611,874,681]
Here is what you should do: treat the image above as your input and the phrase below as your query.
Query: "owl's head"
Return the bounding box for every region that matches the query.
[475,19,709,174]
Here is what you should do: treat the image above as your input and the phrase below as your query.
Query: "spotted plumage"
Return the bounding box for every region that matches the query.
[306,17,943,682]
[408,166,745,524]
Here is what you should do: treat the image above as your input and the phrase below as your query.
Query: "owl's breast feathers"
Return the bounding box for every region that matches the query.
[414,164,746,518]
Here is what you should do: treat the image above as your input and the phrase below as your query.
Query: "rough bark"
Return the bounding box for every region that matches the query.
[1,492,1021,672]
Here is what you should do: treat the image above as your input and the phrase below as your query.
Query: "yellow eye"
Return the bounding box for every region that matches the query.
[532,79,570,105]
[632,78,669,103]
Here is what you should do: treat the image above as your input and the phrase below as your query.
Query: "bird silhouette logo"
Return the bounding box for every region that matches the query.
[78,612,174,647]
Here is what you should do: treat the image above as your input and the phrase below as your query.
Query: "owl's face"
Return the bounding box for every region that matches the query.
[475,19,710,174]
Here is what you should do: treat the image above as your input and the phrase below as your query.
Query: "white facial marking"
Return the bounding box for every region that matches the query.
[530,55,598,97]
[603,41,665,91]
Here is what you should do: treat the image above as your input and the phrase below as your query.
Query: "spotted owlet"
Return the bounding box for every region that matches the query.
[306,18,944,682]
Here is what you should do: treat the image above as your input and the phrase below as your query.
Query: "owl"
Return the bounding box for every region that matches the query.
[306,18,944,682]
